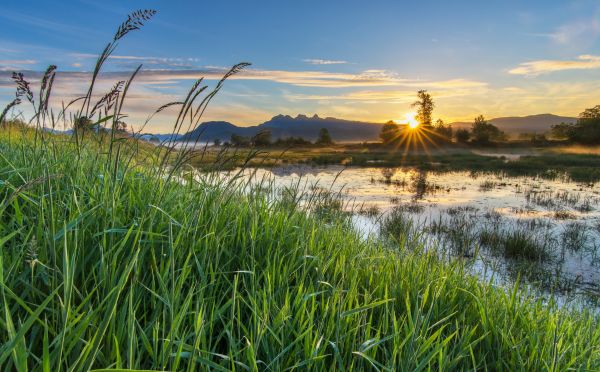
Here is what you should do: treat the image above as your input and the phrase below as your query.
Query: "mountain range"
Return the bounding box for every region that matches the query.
[164,113,577,143]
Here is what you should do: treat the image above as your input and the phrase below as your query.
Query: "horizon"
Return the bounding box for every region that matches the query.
[1,1,599,132]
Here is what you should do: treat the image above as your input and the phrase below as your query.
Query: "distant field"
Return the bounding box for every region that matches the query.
[187,143,600,182]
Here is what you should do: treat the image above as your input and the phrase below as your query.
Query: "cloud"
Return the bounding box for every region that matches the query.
[509,55,600,76]
[71,53,201,69]
[549,19,600,45]
[285,79,487,102]
[0,59,36,65]
[28,66,405,88]
[303,59,348,65]
[0,59,37,71]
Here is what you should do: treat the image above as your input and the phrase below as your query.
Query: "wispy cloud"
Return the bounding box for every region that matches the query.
[303,59,348,65]
[0,59,37,71]
[71,53,201,69]
[284,79,487,102]
[509,55,600,76]
[48,67,406,88]
[549,19,600,45]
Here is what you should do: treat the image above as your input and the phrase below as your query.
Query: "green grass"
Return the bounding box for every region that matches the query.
[0,9,598,369]
[0,126,599,371]
[190,145,600,183]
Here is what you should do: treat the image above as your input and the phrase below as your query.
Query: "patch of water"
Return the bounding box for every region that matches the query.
[210,165,600,308]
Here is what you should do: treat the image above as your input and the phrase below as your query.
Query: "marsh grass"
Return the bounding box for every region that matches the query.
[0,9,599,371]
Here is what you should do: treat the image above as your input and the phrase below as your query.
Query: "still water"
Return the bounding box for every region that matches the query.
[215,165,600,307]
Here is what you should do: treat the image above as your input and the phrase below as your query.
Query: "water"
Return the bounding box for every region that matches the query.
[212,165,600,307]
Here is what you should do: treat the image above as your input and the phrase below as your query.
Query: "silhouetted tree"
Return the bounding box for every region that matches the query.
[316,127,333,146]
[74,116,94,133]
[380,120,400,145]
[252,129,272,146]
[213,138,222,146]
[230,133,250,147]
[433,118,452,140]
[274,136,312,147]
[115,120,127,132]
[549,123,573,140]
[455,128,470,143]
[471,115,506,144]
[551,105,600,144]
[412,90,435,128]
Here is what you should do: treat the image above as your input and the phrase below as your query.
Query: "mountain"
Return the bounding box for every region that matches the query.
[449,114,576,135]
[180,114,383,142]
[176,113,578,143]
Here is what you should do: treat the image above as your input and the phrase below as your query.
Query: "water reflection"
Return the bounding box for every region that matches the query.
[210,165,600,307]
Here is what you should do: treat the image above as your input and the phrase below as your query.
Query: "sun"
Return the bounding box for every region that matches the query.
[404,112,419,129]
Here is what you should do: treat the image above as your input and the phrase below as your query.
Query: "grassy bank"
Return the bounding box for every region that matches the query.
[1,128,598,370]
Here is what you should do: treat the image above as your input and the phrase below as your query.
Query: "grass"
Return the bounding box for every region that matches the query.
[190,145,600,183]
[3,132,597,370]
[0,9,599,370]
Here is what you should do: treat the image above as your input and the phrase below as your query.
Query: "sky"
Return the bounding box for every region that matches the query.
[1,0,600,132]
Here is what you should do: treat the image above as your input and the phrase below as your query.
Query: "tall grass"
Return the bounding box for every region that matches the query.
[0,9,599,371]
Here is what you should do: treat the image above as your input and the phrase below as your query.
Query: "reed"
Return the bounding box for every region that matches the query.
[0,9,598,371]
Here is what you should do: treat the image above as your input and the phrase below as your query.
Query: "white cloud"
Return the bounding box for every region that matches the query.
[509,55,600,76]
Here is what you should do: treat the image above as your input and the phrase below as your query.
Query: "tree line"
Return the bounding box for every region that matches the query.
[224,127,334,147]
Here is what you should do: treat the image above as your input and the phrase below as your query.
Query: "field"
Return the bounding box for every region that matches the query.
[187,143,600,183]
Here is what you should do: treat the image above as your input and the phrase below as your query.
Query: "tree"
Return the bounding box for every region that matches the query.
[274,136,311,147]
[433,119,452,140]
[213,138,222,146]
[550,106,600,144]
[471,115,506,144]
[115,120,127,132]
[379,120,400,145]
[251,129,272,146]
[74,116,94,133]
[580,105,600,119]
[412,90,435,128]
[550,122,574,140]
[230,133,250,147]
[455,128,470,143]
[315,127,333,146]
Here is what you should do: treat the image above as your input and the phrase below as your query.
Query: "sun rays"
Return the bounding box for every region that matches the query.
[386,119,451,162]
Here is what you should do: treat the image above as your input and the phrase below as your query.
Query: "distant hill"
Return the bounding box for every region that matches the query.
[449,114,576,135]
[180,114,383,142]
[175,113,578,143]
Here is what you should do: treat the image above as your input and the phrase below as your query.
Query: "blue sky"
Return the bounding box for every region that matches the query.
[1,0,600,131]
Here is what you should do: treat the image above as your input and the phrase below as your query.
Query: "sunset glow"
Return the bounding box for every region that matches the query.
[405,112,419,129]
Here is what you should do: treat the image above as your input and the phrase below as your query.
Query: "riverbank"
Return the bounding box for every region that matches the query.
[1,129,598,369]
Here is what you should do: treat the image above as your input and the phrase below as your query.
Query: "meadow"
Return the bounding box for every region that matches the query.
[187,143,600,183]
[0,10,599,371]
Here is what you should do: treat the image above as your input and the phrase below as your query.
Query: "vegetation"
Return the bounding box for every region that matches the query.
[455,128,470,143]
[315,127,334,146]
[2,125,599,371]
[379,120,400,145]
[433,119,453,141]
[470,115,507,144]
[412,90,435,128]
[551,105,600,144]
[0,9,599,370]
